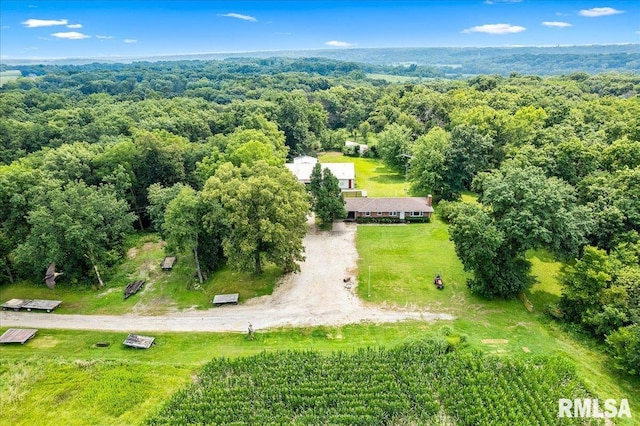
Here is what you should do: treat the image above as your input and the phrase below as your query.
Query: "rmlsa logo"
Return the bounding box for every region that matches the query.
[558,398,632,419]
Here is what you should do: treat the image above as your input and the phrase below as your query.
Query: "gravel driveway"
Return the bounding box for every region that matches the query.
[0,219,452,332]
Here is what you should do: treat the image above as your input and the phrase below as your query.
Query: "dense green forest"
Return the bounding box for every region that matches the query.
[1,57,639,374]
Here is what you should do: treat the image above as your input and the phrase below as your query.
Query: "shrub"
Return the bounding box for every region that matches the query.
[606,324,640,376]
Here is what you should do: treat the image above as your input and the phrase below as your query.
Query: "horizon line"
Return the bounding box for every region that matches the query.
[2,42,638,64]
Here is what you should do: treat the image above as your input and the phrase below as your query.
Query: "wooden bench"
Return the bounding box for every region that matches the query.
[212,293,239,307]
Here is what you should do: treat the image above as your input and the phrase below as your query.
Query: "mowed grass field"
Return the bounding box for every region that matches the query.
[318,151,414,197]
[1,155,638,425]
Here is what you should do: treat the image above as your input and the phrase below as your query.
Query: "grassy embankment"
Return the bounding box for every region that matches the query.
[1,153,638,425]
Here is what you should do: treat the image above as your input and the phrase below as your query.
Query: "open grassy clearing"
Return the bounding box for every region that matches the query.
[0,233,279,315]
[0,323,456,426]
[0,70,21,86]
[318,152,413,197]
[366,73,426,83]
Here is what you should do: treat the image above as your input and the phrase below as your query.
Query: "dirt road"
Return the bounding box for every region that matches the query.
[0,220,452,333]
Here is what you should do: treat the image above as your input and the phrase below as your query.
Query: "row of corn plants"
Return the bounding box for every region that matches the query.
[146,339,602,425]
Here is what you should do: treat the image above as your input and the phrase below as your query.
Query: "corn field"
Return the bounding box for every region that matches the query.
[146,339,602,425]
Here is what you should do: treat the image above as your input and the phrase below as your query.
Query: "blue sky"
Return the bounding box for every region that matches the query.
[1,1,639,59]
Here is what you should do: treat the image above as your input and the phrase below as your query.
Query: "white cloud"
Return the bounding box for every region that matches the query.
[51,31,90,40]
[124,39,137,44]
[1,26,9,29]
[96,35,113,39]
[578,7,624,17]
[462,23,526,34]
[542,21,573,28]
[326,40,356,47]
[485,0,522,4]
[66,23,82,29]
[22,18,68,28]
[218,13,257,22]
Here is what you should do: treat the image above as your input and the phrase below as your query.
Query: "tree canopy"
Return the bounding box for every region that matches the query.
[448,164,591,298]
[203,161,309,274]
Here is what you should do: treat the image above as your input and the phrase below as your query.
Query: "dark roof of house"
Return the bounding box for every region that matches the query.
[345,197,434,213]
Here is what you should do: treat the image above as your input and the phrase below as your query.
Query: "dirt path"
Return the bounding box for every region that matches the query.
[0,219,452,333]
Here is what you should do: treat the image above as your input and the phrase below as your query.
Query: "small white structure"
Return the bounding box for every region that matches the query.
[286,157,355,190]
[292,155,318,165]
[345,140,369,156]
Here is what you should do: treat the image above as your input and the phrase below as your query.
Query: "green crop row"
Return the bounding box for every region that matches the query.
[146,339,603,425]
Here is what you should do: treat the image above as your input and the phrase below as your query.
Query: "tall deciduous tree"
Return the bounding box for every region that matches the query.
[204,161,309,274]
[309,167,346,226]
[449,163,591,298]
[409,127,451,198]
[377,123,413,169]
[163,186,205,283]
[13,181,135,286]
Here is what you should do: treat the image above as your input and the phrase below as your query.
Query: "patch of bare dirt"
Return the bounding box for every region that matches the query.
[482,339,509,344]
[127,247,138,259]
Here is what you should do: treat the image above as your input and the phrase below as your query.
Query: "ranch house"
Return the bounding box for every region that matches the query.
[344,196,434,222]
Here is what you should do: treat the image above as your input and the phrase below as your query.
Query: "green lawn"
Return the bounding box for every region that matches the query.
[318,152,413,197]
[366,73,426,83]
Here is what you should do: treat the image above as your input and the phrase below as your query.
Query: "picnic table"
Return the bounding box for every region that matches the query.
[212,293,239,307]
[161,256,177,271]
